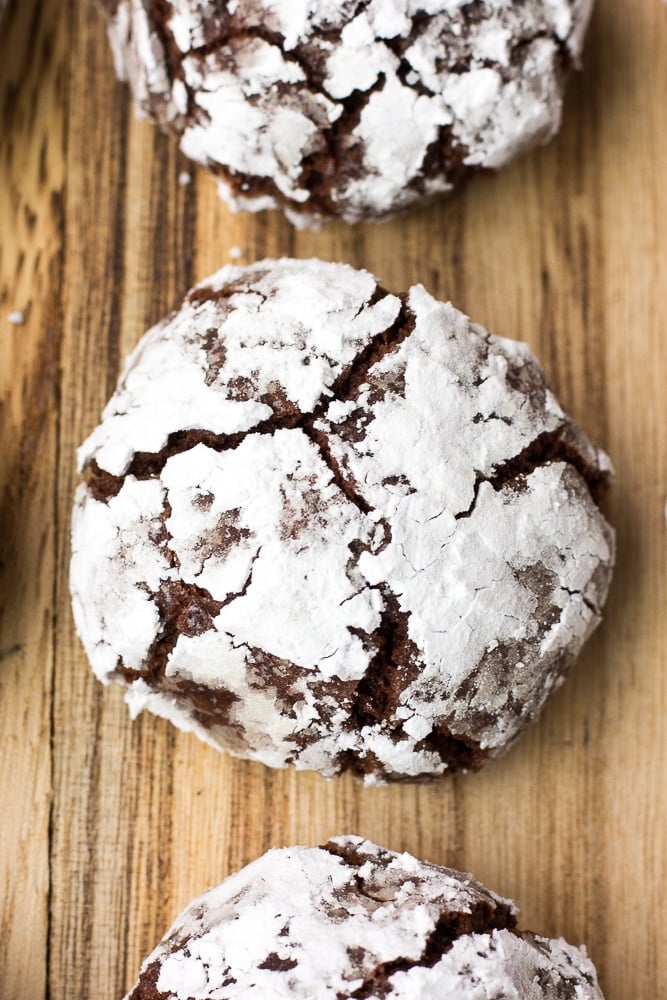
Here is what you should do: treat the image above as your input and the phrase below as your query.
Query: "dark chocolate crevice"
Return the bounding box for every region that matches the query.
[119,544,260,692]
[257,953,298,973]
[320,838,389,869]
[115,578,223,687]
[195,29,381,217]
[124,957,166,1000]
[335,723,487,781]
[305,426,371,515]
[217,549,261,609]
[297,293,416,515]
[341,899,515,999]
[415,725,488,773]
[85,459,126,502]
[296,75,390,218]
[325,294,415,404]
[455,423,609,522]
[150,0,186,88]
[83,421,301,503]
[415,124,476,196]
[306,844,522,1000]
[487,425,609,504]
[83,290,415,506]
[333,586,490,780]
[347,589,421,730]
[562,586,598,617]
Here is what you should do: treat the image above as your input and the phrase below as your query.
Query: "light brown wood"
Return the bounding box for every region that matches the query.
[1,1,666,997]
[0,1,68,997]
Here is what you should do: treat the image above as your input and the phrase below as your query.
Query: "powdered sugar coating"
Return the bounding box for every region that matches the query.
[100,0,594,226]
[123,837,605,999]
[71,258,614,782]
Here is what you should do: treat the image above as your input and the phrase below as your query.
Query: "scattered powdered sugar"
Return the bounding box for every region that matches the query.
[71,259,614,783]
[99,0,594,226]
[123,837,605,999]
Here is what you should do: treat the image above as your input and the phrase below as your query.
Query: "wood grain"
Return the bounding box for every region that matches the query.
[1,1,666,998]
[0,0,68,996]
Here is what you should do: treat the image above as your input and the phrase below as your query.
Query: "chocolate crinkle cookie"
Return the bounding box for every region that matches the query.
[123,837,605,999]
[71,258,614,783]
[98,0,593,227]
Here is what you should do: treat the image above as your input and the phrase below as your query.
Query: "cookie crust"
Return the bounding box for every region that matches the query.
[71,258,614,783]
[123,837,605,999]
[99,0,594,226]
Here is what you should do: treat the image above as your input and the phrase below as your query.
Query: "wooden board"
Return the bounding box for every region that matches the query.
[1,1,666,997]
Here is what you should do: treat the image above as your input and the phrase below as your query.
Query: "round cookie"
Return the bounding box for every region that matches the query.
[70,258,614,783]
[123,837,606,999]
[99,0,593,227]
